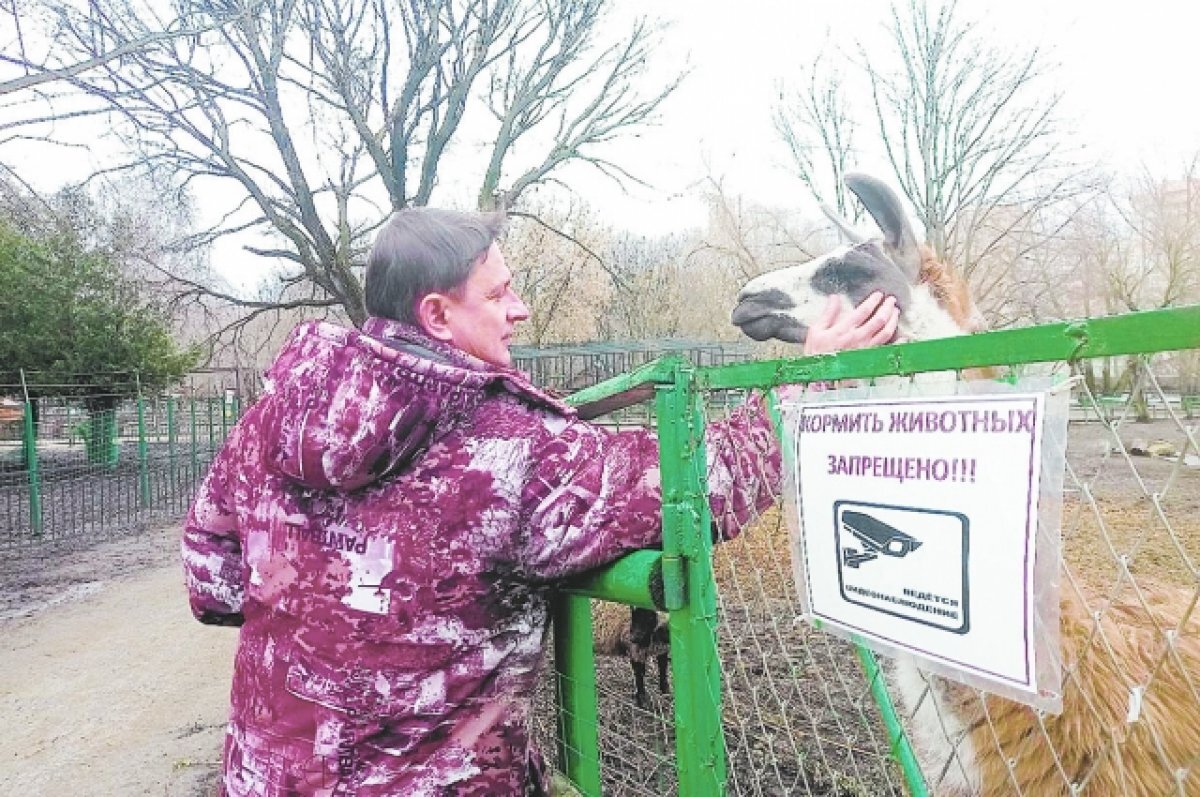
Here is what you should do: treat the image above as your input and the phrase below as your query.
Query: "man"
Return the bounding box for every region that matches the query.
[183,208,897,796]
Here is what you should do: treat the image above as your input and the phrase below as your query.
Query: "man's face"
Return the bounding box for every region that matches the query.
[443,243,530,367]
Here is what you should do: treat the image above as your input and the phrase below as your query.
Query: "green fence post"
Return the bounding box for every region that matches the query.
[190,395,199,480]
[221,391,230,439]
[553,593,603,797]
[657,361,725,796]
[207,397,216,450]
[855,642,929,797]
[167,395,177,487]
[22,398,42,536]
[136,394,150,508]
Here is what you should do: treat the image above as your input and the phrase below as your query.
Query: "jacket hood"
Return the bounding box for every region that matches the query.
[256,317,573,491]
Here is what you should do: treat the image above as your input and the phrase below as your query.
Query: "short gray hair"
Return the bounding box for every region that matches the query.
[365,207,506,324]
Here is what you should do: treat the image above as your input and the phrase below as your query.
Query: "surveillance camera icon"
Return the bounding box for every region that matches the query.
[841,510,922,568]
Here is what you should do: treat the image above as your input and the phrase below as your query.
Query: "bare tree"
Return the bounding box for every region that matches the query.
[868,0,1092,272]
[0,0,255,96]
[1108,158,1200,313]
[689,174,825,282]
[774,0,1095,324]
[599,230,687,341]
[505,201,612,346]
[7,0,677,334]
[772,51,862,219]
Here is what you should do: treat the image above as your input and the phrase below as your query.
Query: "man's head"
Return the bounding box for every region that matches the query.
[365,208,529,367]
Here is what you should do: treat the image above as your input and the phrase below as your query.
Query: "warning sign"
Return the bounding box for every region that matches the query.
[787,390,1052,694]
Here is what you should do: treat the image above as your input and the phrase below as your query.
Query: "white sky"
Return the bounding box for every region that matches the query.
[4,0,1199,286]
[584,0,1200,234]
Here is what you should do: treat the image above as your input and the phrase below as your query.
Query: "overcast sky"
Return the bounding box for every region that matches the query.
[572,0,1200,233]
[5,0,1199,286]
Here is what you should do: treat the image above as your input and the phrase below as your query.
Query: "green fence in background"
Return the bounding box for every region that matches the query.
[0,384,242,548]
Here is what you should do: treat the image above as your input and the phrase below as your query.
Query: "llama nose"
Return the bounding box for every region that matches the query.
[732,288,794,317]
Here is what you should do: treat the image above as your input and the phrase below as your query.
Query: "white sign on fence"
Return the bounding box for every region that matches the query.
[787,390,1049,694]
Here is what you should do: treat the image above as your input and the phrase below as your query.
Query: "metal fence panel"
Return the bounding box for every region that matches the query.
[549,305,1200,797]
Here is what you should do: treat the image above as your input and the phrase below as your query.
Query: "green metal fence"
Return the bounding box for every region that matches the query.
[550,304,1200,796]
[0,380,241,549]
[513,339,756,394]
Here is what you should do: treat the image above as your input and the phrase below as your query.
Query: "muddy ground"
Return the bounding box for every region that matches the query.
[1,418,1195,795]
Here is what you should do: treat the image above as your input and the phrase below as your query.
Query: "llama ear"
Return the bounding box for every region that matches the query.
[845,173,922,282]
[819,201,867,245]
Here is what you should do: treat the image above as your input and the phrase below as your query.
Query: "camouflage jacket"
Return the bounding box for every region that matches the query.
[182,317,780,796]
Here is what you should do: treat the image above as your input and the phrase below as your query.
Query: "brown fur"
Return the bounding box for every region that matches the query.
[922,583,1200,796]
[917,244,983,333]
[880,242,1198,795]
[915,243,999,381]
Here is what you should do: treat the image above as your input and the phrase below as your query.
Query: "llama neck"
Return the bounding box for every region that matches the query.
[898,288,970,342]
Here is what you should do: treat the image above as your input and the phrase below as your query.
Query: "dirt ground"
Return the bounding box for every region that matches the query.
[0,524,236,796]
[1,417,1195,795]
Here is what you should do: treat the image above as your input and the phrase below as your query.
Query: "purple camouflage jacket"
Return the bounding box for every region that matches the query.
[182,317,781,796]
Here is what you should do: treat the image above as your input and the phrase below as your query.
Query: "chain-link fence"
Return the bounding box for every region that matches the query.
[547,305,1200,796]
[0,375,242,550]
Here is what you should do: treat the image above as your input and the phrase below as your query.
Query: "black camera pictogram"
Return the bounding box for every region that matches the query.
[840,510,922,568]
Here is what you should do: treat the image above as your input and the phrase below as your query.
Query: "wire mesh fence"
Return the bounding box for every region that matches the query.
[541,378,907,797]
[893,356,1200,797]
[545,307,1200,797]
[0,377,242,550]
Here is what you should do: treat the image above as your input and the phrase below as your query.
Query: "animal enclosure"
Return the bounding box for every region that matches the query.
[512,339,756,394]
[546,304,1200,796]
[0,376,241,550]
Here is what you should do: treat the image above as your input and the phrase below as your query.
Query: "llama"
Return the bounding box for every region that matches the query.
[730,172,1200,795]
[592,602,669,709]
[894,581,1200,796]
[731,172,985,347]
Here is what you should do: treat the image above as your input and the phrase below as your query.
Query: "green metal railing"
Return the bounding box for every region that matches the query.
[3,392,243,548]
[550,303,1200,796]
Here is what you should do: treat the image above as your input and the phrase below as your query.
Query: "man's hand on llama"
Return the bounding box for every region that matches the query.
[776,292,899,402]
[804,291,899,356]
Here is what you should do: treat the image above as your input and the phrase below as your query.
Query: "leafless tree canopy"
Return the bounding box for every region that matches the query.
[3,0,678,333]
[773,52,861,220]
[774,0,1096,326]
[0,0,255,96]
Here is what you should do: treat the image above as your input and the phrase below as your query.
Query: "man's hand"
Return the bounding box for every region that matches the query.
[804,292,899,356]
[775,292,900,402]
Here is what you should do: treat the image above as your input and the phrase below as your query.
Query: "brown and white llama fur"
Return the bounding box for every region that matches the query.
[732,172,1200,796]
[896,582,1200,796]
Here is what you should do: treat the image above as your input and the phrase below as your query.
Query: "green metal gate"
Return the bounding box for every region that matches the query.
[550,304,1200,796]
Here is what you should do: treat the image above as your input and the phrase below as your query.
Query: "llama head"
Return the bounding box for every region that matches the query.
[731,173,985,345]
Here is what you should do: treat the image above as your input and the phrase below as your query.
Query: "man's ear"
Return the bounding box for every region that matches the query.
[415,293,454,343]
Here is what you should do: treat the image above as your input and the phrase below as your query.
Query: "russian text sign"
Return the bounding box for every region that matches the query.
[789,392,1046,693]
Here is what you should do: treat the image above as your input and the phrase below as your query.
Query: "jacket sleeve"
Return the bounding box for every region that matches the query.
[703,394,783,541]
[180,434,246,627]
[515,394,781,581]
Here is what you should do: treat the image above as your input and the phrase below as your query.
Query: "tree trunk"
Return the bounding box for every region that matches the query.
[84,406,120,469]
